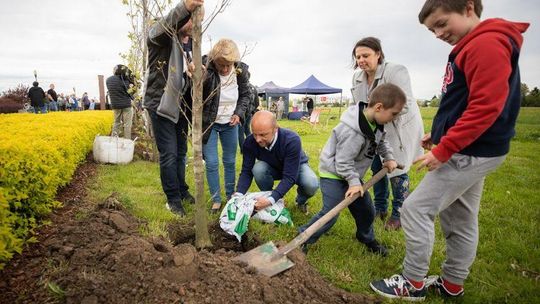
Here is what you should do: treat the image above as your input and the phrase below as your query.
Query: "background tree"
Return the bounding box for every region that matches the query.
[524,86,540,107]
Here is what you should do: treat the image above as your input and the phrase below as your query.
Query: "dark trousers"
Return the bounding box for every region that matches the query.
[298,177,375,245]
[149,110,189,204]
[238,114,252,152]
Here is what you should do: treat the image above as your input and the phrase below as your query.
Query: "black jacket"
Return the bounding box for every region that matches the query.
[142,2,191,118]
[106,75,133,109]
[202,59,250,144]
[246,83,260,118]
[28,86,45,107]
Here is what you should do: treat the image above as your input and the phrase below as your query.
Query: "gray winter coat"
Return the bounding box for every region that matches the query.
[319,103,394,187]
[351,61,424,177]
[142,2,191,123]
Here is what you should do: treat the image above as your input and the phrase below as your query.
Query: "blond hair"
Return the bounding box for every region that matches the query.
[209,38,240,63]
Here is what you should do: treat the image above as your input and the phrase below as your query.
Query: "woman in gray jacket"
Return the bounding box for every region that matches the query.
[351,37,424,230]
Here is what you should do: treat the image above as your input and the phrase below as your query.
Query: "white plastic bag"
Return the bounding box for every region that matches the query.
[219,195,255,242]
[219,191,293,242]
[252,198,293,226]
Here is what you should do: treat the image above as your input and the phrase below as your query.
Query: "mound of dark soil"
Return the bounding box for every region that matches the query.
[0,160,379,304]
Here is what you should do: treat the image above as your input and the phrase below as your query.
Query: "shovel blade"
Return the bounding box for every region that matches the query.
[233,241,295,277]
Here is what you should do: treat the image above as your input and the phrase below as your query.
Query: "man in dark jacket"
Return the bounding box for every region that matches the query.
[28,81,46,114]
[142,0,203,216]
[106,64,134,139]
[235,110,319,214]
[238,83,259,152]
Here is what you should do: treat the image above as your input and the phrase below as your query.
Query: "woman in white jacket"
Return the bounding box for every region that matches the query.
[350,37,424,230]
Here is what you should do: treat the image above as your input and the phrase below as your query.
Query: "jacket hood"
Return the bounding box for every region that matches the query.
[452,18,529,55]
[340,104,362,133]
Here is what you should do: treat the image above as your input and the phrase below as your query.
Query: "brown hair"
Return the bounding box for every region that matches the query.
[351,37,385,69]
[418,0,483,23]
[368,83,406,109]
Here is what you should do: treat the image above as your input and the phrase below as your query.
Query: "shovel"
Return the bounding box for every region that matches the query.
[234,164,403,277]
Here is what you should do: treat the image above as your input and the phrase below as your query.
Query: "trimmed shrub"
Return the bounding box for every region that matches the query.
[0,111,113,269]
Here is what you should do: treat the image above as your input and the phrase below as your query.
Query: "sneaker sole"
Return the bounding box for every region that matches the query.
[369,283,426,302]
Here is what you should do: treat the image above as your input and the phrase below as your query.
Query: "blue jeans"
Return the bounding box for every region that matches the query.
[371,156,410,219]
[298,177,375,245]
[33,106,47,114]
[251,161,319,205]
[238,114,252,153]
[149,110,190,204]
[203,123,238,202]
[49,101,58,111]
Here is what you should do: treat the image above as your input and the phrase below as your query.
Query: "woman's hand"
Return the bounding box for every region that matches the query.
[421,133,433,150]
[230,114,240,126]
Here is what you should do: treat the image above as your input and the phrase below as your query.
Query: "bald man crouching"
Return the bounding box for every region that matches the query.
[234,110,319,214]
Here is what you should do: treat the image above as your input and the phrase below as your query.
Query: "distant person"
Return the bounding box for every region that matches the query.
[107,64,135,139]
[276,96,285,120]
[351,36,424,230]
[47,84,58,111]
[201,38,250,213]
[306,97,314,116]
[238,83,259,153]
[235,110,319,214]
[371,0,528,300]
[82,92,91,110]
[28,81,46,114]
[142,0,203,216]
[89,98,96,110]
[299,83,405,256]
[67,94,76,111]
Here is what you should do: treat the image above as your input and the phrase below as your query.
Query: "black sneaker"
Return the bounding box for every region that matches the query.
[301,243,309,254]
[297,203,308,214]
[166,201,186,216]
[181,192,195,205]
[375,210,388,221]
[365,240,388,257]
[370,274,426,301]
[426,275,464,298]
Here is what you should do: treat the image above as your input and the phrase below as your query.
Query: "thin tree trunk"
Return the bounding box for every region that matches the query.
[191,6,211,249]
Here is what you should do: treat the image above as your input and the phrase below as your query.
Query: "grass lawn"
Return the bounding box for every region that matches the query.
[88,107,540,303]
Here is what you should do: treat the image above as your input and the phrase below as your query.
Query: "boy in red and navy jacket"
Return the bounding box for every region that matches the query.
[370,0,529,301]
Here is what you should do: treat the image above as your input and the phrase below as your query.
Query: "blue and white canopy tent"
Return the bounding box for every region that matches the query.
[256,81,290,116]
[288,75,343,116]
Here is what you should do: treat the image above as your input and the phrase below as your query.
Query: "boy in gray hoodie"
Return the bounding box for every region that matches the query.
[298,83,405,256]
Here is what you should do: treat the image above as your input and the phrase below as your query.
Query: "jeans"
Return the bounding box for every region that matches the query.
[149,110,190,204]
[113,107,134,139]
[49,101,58,111]
[252,161,319,205]
[33,105,47,114]
[238,114,252,153]
[298,177,375,245]
[371,156,410,219]
[203,123,238,202]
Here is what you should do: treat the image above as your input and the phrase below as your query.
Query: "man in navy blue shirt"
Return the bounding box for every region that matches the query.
[235,110,319,214]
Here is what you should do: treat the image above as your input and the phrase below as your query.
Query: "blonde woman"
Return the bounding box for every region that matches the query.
[202,39,250,212]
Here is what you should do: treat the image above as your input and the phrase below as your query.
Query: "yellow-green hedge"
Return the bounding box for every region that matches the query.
[0,111,113,269]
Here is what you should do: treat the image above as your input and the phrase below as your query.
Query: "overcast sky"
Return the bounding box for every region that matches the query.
[1,0,538,100]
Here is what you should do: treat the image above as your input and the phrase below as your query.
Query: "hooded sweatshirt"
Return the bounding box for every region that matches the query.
[431,19,529,162]
[319,103,394,187]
